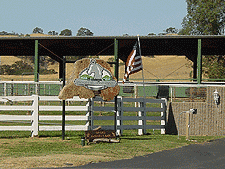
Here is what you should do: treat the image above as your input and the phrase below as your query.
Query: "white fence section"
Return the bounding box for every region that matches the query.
[0,95,39,136]
[0,95,88,137]
[0,95,167,137]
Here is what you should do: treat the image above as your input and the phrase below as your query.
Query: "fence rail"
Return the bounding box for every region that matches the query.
[0,94,167,137]
[0,95,88,136]
[88,96,166,136]
[1,80,225,101]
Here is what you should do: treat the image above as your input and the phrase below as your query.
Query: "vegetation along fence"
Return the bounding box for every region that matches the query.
[0,95,166,137]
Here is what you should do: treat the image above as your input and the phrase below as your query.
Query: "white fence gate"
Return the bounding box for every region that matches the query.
[0,95,166,137]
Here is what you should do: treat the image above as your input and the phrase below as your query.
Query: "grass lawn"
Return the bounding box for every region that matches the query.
[0,101,224,168]
[0,129,224,168]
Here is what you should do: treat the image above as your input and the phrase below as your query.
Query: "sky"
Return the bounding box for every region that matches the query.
[0,0,187,36]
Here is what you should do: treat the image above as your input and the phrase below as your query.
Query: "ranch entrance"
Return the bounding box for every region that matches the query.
[0,86,167,137]
[1,35,225,137]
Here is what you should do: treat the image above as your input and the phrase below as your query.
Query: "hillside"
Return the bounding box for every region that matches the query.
[0,55,192,82]
[108,55,192,81]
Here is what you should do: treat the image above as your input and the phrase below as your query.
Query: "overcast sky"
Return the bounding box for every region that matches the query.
[0,0,187,36]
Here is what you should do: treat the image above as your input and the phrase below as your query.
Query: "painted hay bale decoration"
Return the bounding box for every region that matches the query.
[58,58,120,101]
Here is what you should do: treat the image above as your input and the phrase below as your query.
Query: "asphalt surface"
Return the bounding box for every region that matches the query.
[64,138,225,169]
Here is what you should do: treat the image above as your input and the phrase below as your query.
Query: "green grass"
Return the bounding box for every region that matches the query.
[0,130,224,160]
[0,100,224,167]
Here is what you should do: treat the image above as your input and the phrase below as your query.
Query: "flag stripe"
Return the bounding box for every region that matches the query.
[123,41,143,83]
[130,68,143,75]
[126,50,136,66]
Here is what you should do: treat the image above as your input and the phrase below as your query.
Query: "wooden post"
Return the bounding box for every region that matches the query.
[34,40,39,82]
[138,101,146,135]
[4,82,6,105]
[186,112,190,140]
[116,97,122,136]
[197,39,202,84]
[161,99,166,134]
[28,83,30,96]
[135,84,138,116]
[114,38,119,134]
[11,79,13,96]
[62,56,66,140]
[90,98,94,130]
[85,99,92,130]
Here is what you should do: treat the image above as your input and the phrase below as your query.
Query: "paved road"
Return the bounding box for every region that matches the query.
[68,138,225,169]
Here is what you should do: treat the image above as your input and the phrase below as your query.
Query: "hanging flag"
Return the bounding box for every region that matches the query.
[123,41,143,83]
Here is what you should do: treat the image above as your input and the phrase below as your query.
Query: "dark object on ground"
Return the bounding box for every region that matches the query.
[85,129,117,144]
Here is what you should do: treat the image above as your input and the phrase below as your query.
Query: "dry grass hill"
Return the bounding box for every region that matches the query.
[1,55,192,82]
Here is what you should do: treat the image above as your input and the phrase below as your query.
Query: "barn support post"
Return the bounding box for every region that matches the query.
[62,56,66,140]
[114,39,119,81]
[34,40,39,82]
[197,39,202,84]
[59,61,64,80]
[193,60,197,81]
[114,38,119,135]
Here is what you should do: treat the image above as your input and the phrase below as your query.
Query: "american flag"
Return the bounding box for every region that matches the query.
[123,41,143,83]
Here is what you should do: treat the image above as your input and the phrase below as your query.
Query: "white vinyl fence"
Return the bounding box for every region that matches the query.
[0,95,166,137]
[0,95,89,137]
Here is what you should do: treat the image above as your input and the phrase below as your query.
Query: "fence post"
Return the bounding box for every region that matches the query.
[35,83,39,95]
[116,97,122,136]
[134,84,138,107]
[31,94,39,137]
[86,99,91,130]
[4,82,6,105]
[86,98,93,130]
[11,79,14,96]
[138,100,146,135]
[161,98,167,134]
[4,82,7,96]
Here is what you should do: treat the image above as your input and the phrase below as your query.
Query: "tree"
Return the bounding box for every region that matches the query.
[180,0,225,35]
[76,27,93,36]
[158,32,166,36]
[33,27,43,34]
[180,0,225,80]
[60,29,72,36]
[147,33,156,36]
[48,31,58,35]
[164,27,178,34]
[202,55,225,80]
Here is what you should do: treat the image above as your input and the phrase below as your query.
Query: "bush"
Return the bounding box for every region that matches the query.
[0,61,57,75]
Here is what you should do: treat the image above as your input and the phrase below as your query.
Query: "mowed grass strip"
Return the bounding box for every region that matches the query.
[0,130,224,168]
[0,113,225,169]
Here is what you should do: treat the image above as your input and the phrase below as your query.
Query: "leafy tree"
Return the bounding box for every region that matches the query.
[180,0,225,80]
[164,27,178,34]
[147,33,156,36]
[60,29,72,36]
[76,27,93,36]
[202,55,225,80]
[158,32,167,36]
[0,60,57,75]
[48,31,58,35]
[33,27,43,34]
[180,0,225,35]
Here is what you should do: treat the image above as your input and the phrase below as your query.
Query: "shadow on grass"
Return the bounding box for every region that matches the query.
[121,137,155,140]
